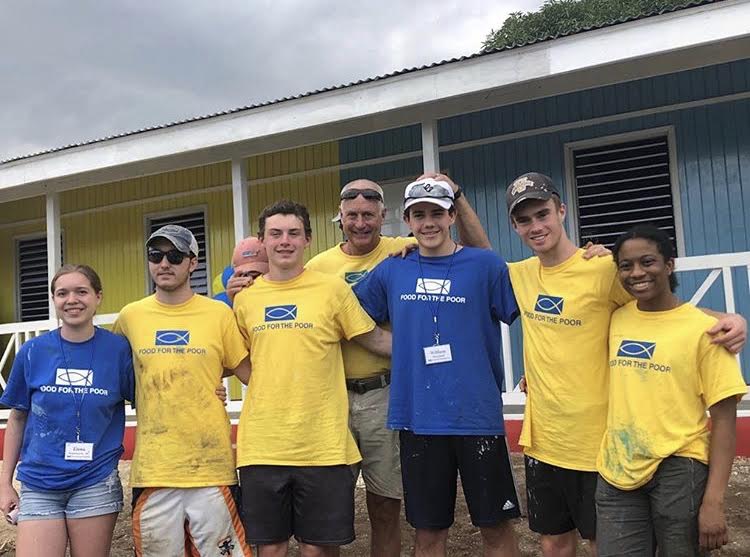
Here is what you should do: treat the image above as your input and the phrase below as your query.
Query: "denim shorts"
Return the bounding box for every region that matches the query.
[18,468,123,521]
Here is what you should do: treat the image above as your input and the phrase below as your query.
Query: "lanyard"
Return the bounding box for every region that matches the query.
[57,329,97,443]
[417,242,458,346]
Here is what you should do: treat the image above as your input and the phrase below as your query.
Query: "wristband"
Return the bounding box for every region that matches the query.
[454,187,462,200]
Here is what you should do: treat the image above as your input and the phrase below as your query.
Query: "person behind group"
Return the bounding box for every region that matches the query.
[354,179,522,557]
[299,174,490,556]
[232,200,392,557]
[596,224,747,556]
[113,225,253,557]
[505,172,746,557]
[0,264,135,557]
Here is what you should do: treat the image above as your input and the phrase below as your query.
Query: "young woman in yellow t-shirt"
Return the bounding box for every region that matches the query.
[596,224,747,556]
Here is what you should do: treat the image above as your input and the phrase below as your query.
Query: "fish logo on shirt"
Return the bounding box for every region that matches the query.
[155,330,190,345]
[416,278,451,295]
[617,340,656,360]
[345,270,368,284]
[534,294,564,315]
[55,368,93,386]
[265,305,298,321]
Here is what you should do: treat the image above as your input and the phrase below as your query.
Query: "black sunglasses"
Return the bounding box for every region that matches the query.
[340,188,383,202]
[147,249,190,265]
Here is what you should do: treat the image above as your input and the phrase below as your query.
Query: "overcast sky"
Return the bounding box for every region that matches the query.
[0,0,543,161]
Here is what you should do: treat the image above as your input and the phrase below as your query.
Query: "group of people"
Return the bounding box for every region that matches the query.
[0,169,746,557]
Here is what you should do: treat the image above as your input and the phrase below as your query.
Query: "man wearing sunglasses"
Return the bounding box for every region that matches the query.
[301,174,491,557]
[114,224,253,556]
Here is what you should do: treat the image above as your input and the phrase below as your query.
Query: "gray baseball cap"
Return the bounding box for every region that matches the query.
[146,224,199,257]
[506,172,561,214]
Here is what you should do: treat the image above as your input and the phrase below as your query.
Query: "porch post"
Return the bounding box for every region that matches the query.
[231,158,250,243]
[46,192,62,320]
[421,119,440,173]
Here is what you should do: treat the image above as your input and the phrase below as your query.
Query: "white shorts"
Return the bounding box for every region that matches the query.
[132,485,252,557]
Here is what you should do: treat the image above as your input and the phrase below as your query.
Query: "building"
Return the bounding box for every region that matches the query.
[2,0,749,454]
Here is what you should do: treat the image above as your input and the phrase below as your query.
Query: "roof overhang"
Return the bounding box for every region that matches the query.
[2,0,749,203]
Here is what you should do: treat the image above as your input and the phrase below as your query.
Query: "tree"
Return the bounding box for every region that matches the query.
[483,0,699,51]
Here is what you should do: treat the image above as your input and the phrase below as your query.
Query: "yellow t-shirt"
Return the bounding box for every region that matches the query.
[598,302,747,490]
[233,269,375,467]
[306,236,415,380]
[508,251,631,471]
[113,295,248,487]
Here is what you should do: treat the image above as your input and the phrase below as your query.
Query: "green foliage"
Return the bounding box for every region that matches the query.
[483,0,699,51]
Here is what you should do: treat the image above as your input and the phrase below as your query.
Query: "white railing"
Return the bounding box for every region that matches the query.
[2,251,749,420]
[0,312,244,421]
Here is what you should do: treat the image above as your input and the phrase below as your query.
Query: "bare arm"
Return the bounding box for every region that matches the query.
[0,409,27,514]
[698,396,738,551]
[416,172,491,249]
[228,356,252,386]
[226,273,256,304]
[700,309,747,354]
[352,326,392,358]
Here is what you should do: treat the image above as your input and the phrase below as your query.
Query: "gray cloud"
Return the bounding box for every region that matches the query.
[0,0,542,160]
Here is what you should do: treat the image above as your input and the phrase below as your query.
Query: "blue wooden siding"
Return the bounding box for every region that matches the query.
[439,59,750,383]
[339,124,423,184]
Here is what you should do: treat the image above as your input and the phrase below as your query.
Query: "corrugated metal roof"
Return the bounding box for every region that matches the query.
[1,0,724,166]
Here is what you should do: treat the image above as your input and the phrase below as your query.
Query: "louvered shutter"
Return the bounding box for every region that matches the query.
[147,212,209,295]
[573,136,678,251]
[17,237,62,321]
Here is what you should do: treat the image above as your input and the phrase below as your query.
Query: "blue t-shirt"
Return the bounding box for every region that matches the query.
[354,246,518,435]
[0,328,135,491]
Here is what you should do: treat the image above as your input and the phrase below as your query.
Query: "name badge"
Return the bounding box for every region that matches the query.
[423,344,453,365]
[65,442,94,461]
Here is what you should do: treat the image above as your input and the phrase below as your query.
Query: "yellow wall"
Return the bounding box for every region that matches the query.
[0,219,45,324]
[247,141,342,260]
[0,163,234,321]
[0,145,345,324]
[1,148,343,397]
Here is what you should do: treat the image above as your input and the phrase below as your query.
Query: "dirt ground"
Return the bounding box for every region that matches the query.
[0,455,748,556]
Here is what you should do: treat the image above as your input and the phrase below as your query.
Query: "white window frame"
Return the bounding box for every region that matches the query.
[378,177,412,238]
[143,206,212,296]
[563,126,686,255]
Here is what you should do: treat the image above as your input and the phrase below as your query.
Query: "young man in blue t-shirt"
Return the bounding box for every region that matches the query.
[354,177,521,556]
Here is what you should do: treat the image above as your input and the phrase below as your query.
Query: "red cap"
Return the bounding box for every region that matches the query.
[231,237,269,275]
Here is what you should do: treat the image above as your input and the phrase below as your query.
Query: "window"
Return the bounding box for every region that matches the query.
[569,133,680,251]
[380,179,412,238]
[147,211,209,295]
[16,236,62,322]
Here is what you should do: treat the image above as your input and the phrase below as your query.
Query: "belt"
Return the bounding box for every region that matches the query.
[346,373,391,395]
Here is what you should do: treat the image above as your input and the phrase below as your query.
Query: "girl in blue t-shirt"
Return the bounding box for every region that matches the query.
[0,264,135,557]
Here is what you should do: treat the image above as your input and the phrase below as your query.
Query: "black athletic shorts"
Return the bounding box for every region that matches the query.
[238,464,355,546]
[524,456,597,539]
[399,431,521,530]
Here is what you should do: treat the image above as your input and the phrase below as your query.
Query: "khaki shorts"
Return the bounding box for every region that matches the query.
[348,384,402,499]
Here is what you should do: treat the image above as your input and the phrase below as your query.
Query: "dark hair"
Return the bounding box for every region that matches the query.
[612,224,678,292]
[258,200,312,239]
[509,195,562,221]
[50,264,103,294]
[403,205,457,219]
